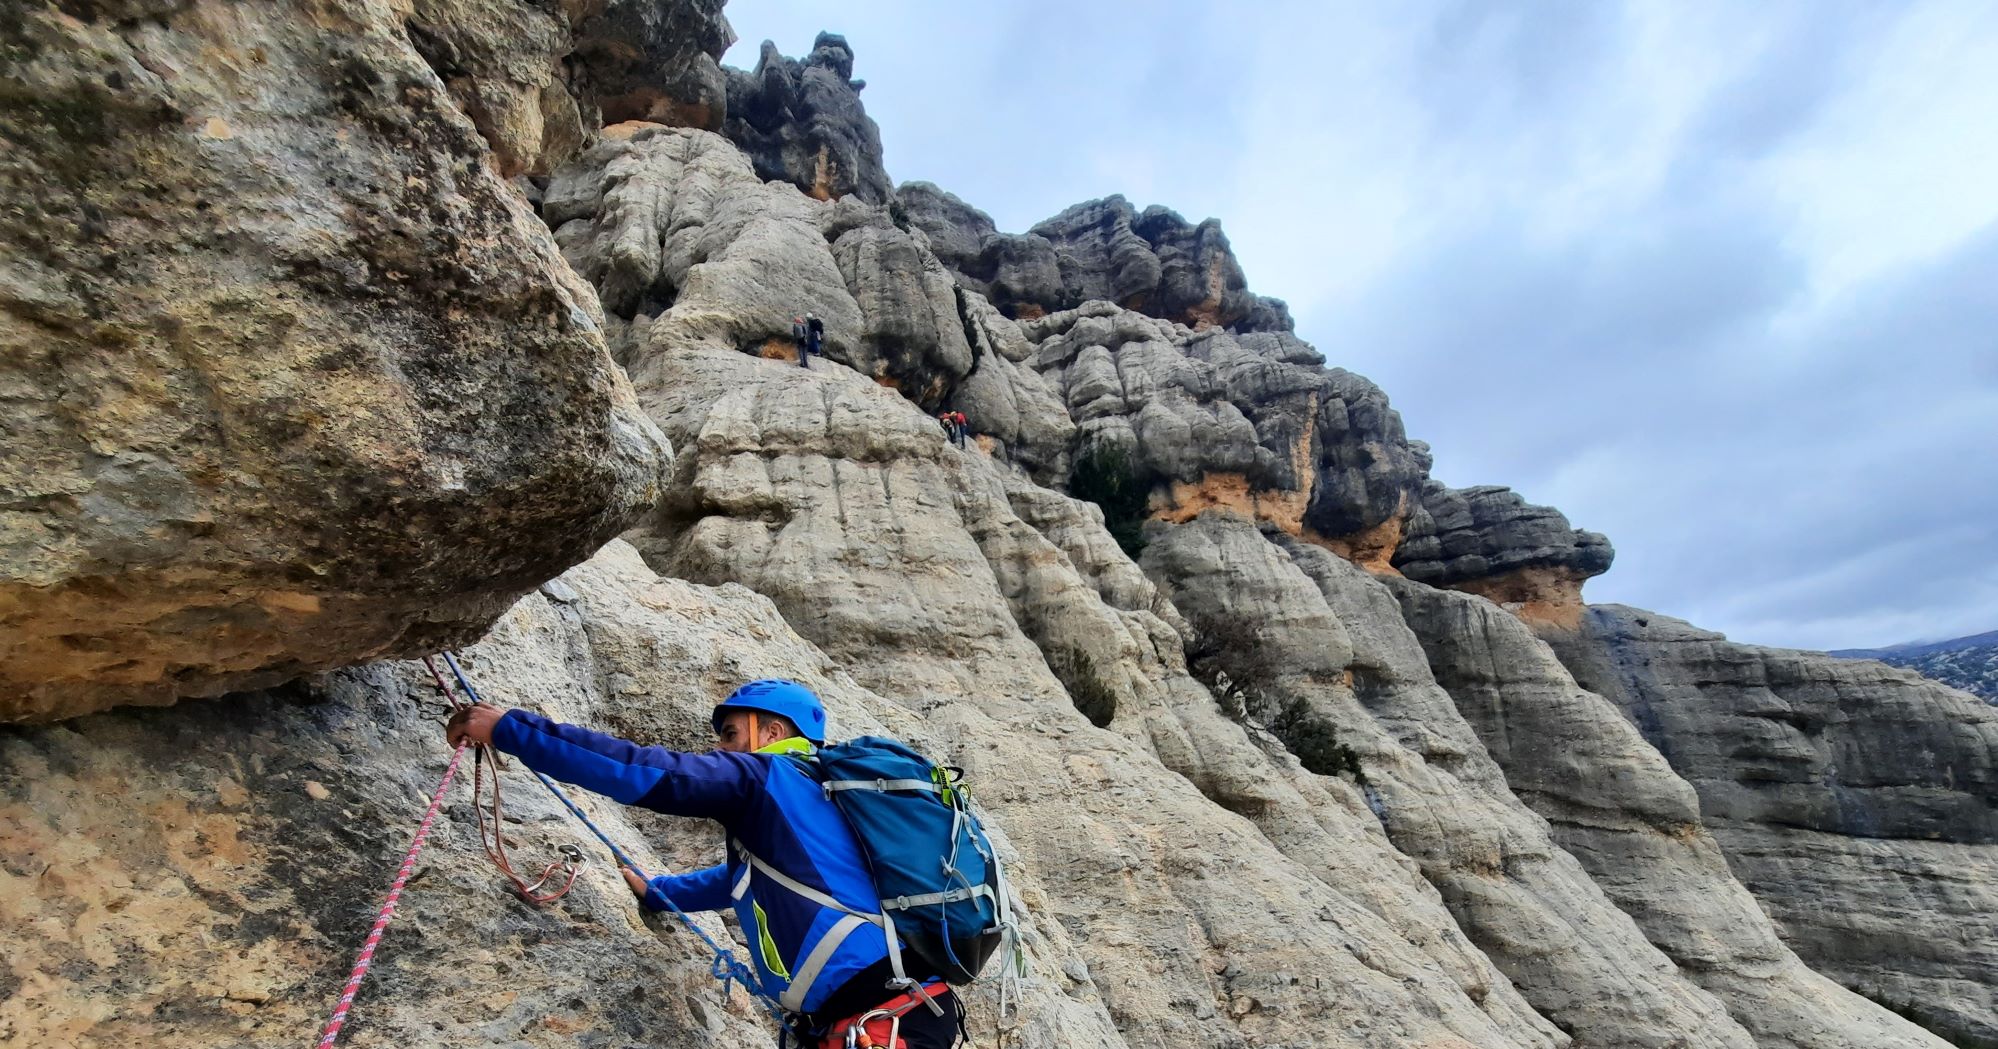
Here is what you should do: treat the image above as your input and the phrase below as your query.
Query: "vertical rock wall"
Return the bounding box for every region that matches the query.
[1543,607,1998,1046]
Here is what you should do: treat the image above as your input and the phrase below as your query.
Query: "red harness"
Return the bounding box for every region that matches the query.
[819,982,950,1049]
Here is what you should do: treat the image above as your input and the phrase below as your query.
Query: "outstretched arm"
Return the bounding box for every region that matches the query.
[447,704,763,820]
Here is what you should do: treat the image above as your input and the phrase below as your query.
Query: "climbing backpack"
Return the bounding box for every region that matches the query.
[799,736,1014,986]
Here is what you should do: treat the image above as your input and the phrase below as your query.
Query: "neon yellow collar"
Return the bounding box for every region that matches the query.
[755,736,817,756]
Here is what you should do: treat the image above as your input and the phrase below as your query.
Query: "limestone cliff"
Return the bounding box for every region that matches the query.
[2,5,1990,1049]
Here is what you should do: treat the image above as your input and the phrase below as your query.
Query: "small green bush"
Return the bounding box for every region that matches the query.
[1050,646,1118,728]
[1070,444,1152,558]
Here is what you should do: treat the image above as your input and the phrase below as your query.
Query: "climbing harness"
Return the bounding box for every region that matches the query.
[312,738,468,1049]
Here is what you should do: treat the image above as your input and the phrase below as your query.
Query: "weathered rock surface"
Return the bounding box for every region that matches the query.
[1394,582,1948,1049]
[897,185,1293,332]
[1544,605,1998,1046]
[0,543,1130,1049]
[1022,302,1425,557]
[608,340,1566,1047]
[545,125,969,401]
[7,7,1991,1049]
[1393,481,1615,628]
[0,0,668,721]
[722,33,891,204]
[568,0,735,132]
[1144,513,1757,1049]
[405,0,733,178]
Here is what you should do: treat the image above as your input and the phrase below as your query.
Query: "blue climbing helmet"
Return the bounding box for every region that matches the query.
[712,679,828,744]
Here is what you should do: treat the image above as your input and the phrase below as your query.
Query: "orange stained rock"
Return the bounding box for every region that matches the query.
[1449,566,1589,630]
[1300,517,1408,576]
[809,144,835,201]
[1183,253,1230,330]
[601,120,671,141]
[757,337,800,362]
[1150,472,1307,534]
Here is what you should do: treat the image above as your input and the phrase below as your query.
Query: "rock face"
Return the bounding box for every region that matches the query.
[1543,606,1998,1047]
[1142,514,1759,1049]
[608,341,1566,1048]
[0,0,668,721]
[722,34,891,204]
[1393,583,1947,1049]
[897,185,1294,332]
[544,125,969,402]
[1021,302,1425,559]
[1393,480,1615,628]
[4,8,1988,1049]
[405,0,734,177]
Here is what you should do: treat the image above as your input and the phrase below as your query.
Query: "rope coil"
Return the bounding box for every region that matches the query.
[314,651,791,1048]
[434,653,788,1026]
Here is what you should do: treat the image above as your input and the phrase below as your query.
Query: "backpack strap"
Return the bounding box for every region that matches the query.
[731,838,928,1015]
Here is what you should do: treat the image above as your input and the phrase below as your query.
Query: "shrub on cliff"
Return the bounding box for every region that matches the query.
[1070,444,1151,558]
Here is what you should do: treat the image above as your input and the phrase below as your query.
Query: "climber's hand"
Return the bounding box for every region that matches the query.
[446,703,504,749]
[621,867,649,898]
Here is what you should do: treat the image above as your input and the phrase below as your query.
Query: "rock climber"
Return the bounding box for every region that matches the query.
[791,315,810,368]
[950,411,967,449]
[804,312,825,367]
[444,681,965,1048]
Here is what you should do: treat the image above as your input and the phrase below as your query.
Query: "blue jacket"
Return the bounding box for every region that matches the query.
[491,709,901,1015]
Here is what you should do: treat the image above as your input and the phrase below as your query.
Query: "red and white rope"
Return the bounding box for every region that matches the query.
[314,740,469,1049]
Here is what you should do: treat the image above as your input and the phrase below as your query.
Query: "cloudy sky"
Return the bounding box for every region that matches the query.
[723,1,1998,651]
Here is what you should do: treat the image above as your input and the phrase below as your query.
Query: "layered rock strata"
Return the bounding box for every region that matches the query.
[1543,607,1998,1047]
[1021,302,1425,556]
[544,126,968,401]
[1142,514,1759,1049]
[1393,481,1615,628]
[1394,583,1947,1049]
[0,0,668,720]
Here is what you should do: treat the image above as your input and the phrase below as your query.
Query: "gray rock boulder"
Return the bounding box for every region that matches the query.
[1393,481,1615,627]
[722,34,891,204]
[568,0,734,131]
[0,0,668,721]
[897,186,1293,334]
[948,292,1076,484]
[1028,197,1282,332]
[1394,581,1950,1049]
[1544,605,1998,1046]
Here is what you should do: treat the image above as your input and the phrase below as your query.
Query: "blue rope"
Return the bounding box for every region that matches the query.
[438,653,790,1027]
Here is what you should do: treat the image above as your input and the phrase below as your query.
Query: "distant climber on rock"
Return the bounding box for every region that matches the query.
[950,411,968,449]
[804,311,825,367]
[791,315,810,367]
[445,680,988,1048]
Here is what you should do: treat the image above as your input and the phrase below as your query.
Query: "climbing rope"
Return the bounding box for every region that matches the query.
[313,739,469,1049]
[434,653,789,1027]
[421,655,580,905]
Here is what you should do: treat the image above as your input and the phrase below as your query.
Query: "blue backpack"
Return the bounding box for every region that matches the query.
[798,737,1014,986]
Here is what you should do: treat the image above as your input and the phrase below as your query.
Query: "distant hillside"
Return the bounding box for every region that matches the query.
[1833,630,1998,703]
